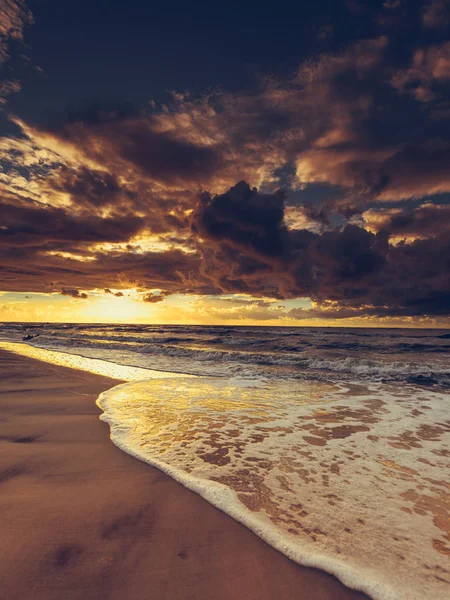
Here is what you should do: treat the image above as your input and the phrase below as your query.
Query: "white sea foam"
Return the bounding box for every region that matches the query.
[2,324,449,386]
[98,377,450,600]
[0,341,191,381]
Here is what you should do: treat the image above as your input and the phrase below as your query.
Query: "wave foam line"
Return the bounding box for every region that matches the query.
[97,380,402,600]
[0,341,191,381]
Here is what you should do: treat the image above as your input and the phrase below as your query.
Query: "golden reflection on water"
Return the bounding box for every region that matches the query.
[133,379,335,463]
[4,337,449,597]
[0,341,188,381]
[99,375,450,598]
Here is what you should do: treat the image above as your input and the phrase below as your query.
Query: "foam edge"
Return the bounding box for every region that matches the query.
[96,382,398,600]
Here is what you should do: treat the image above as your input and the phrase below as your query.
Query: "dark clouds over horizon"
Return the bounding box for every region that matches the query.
[0,0,450,321]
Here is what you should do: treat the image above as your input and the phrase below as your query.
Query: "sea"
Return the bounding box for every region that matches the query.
[1,323,449,600]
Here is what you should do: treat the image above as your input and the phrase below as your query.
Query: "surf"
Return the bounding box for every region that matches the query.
[97,376,450,600]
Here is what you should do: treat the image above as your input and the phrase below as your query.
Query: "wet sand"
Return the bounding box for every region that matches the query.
[0,349,370,600]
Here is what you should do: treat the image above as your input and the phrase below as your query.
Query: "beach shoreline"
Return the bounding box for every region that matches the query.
[0,348,370,600]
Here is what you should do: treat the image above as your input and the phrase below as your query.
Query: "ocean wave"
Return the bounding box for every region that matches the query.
[19,336,449,387]
[304,356,450,385]
[1,323,449,387]
[133,343,450,384]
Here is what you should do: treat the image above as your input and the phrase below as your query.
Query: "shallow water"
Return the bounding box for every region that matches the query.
[0,340,189,381]
[1,324,449,599]
[98,377,450,600]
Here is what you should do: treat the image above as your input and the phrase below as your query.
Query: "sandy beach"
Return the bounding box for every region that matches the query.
[0,348,373,600]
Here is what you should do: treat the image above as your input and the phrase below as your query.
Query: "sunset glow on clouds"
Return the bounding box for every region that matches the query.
[0,0,450,326]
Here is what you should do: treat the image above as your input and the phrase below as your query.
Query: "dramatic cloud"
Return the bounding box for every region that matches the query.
[364,203,450,238]
[61,288,88,299]
[1,172,450,317]
[422,0,450,28]
[0,0,33,102]
[1,1,450,322]
[105,289,124,297]
[191,182,450,317]
[0,0,32,65]
[0,199,145,248]
[392,42,450,102]
[142,291,170,303]
[193,182,287,260]
[49,114,223,188]
[3,27,450,212]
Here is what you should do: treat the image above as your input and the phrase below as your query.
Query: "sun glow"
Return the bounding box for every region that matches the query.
[81,294,153,323]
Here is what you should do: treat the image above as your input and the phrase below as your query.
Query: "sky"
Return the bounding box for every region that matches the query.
[0,0,449,326]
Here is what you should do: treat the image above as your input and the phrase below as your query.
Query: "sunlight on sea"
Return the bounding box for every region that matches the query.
[0,341,189,381]
[1,328,449,600]
[98,376,450,600]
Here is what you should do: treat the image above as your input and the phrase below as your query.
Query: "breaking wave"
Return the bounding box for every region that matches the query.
[1,323,449,387]
[2,323,449,598]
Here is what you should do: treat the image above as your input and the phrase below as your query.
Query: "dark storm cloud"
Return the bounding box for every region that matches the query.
[0,0,33,102]
[0,189,205,293]
[191,182,386,296]
[0,198,145,248]
[192,181,288,260]
[1,166,449,316]
[422,0,450,28]
[392,41,450,102]
[50,166,123,208]
[365,203,450,237]
[301,203,330,228]
[5,178,446,319]
[42,162,193,235]
[0,1,33,66]
[5,20,450,213]
[368,143,450,200]
[191,182,450,317]
[49,114,223,188]
[142,291,170,303]
[288,35,450,206]
[60,288,88,299]
[0,242,205,294]
[1,0,450,321]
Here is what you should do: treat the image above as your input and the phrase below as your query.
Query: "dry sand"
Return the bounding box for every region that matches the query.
[0,349,371,600]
